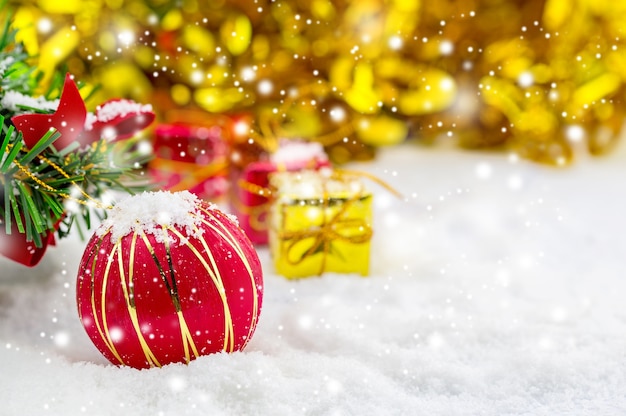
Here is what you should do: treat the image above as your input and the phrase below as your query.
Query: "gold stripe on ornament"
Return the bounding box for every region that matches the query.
[137,228,201,362]
[161,225,200,362]
[161,226,182,310]
[183,224,234,351]
[177,310,200,363]
[166,224,235,352]
[197,209,259,346]
[138,231,182,311]
[92,234,125,366]
[196,207,260,348]
[86,237,112,359]
[116,231,161,368]
[76,237,100,323]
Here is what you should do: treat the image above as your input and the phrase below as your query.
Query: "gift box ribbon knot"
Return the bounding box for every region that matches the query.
[279,193,373,276]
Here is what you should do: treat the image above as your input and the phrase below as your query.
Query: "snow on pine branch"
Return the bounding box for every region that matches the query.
[0,56,15,78]
[0,90,59,114]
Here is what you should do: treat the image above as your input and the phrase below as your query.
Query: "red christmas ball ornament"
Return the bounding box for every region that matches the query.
[76,191,263,369]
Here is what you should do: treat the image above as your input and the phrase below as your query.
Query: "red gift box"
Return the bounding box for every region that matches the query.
[230,140,331,244]
[149,123,229,200]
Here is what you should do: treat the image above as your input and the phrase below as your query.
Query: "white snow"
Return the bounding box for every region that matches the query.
[97,190,208,243]
[270,140,328,166]
[83,100,154,131]
[2,142,626,415]
[0,90,59,114]
[0,56,15,78]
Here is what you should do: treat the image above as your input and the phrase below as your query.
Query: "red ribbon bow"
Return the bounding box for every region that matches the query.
[12,73,155,149]
[0,219,60,267]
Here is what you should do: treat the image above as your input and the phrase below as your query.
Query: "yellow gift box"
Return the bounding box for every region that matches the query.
[268,169,373,278]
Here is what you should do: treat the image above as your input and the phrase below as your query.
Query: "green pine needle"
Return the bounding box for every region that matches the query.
[12,130,61,172]
[1,140,22,171]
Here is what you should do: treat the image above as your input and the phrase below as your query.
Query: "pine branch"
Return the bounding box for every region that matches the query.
[0,8,153,252]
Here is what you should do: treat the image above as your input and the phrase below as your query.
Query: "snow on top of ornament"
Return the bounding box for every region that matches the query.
[98,190,211,243]
[270,140,328,166]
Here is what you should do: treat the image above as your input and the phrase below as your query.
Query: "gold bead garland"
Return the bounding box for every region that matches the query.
[5,143,113,210]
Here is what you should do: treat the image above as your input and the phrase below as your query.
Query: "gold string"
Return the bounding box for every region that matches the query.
[6,144,113,210]
[150,157,228,193]
[236,178,273,198]
[279,189,373,276]
[248,81,356,152]
[234,152,329,232]
[235,166,402,237]
[234,155,323,233]
[238,168,402,201]
[234,179,272,232]
[334,168,404,199]
[270,169,399,275]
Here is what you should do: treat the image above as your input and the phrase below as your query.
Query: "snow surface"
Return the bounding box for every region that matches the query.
[2,142,626,415]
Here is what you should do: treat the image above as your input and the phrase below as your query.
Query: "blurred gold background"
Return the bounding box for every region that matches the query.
[4,0,626,165]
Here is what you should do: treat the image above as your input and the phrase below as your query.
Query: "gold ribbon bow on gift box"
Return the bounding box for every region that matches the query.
[279,192,374,276]
[269,168,402,277]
